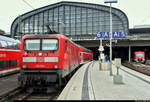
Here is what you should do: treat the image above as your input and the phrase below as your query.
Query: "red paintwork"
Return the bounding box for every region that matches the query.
[89,50,93,60]
[21,34,94,73]
[21,34,81,70]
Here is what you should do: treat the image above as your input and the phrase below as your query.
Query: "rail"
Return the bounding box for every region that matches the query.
[122,62,150,76]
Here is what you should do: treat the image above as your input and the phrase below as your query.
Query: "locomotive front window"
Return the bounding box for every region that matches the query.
[42,39,58,51]
[136,53,144,57]
[24,39,40,50]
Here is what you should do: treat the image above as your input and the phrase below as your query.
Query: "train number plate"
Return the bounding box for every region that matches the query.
[36,57,44,62]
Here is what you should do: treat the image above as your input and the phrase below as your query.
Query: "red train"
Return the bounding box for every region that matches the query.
[0,35,22,77]
[79,46,93,64]
[134,51,145,63]
[18,34,93,88]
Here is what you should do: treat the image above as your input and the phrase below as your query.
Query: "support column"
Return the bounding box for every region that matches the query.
[109,3,113,76]
[129,45,131,62]
[99,39,103,61]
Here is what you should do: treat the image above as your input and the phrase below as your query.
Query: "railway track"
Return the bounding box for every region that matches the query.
[0,72,72,101]
[1,87,62,102]
[0,87,21,102]
[122,61,150,76]
[12,90,60,101]
[0,73,62,102]
[0,64,83,102]
[0,73,20,102]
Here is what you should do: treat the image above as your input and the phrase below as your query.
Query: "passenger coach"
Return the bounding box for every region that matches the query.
[0,35,21,77]
[79,46,93,64]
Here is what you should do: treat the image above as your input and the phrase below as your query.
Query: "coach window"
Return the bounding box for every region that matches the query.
[6,60,11,68]
[0,40,8,48]
[0,61,4,70]
[65,40,67,51]
[12,60,17,67]
[7,42,14,49]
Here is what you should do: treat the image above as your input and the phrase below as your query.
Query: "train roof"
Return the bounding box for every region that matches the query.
[134,51,145,53]
[22,34,80,46]
[22,34,92,52]
[23,33,74,38]
[0,35,21,43]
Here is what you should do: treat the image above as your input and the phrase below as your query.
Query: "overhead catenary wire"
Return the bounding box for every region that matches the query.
[22,0,34,9]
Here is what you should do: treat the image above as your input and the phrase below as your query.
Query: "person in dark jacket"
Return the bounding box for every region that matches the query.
[107,55,110,62]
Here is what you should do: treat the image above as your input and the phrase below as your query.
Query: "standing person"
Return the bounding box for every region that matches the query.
[105,55,108,62]
[107,55,110,62]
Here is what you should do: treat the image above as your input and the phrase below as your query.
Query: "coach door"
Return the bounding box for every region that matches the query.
[69,47,72,72]
[81,52,83,64]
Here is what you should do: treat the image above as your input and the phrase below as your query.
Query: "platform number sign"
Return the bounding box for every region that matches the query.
[96,32,126,39]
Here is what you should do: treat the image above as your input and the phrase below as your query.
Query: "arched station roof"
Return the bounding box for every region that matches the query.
[11,1,129,39]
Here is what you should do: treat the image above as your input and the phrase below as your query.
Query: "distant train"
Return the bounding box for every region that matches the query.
[0,35,22,77]
[18,34,93,88]
[134,51,145,63]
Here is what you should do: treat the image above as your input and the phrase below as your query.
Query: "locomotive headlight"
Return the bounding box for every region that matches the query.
[38,52,42,56]
[23,52,28,56]
[54,65,58,69]
[22,64,27,69]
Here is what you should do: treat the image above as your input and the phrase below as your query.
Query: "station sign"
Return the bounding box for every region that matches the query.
[104,0,118,3]
[96,32,126,39]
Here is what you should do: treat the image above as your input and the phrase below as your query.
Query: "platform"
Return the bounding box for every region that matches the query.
[57,61,150,100]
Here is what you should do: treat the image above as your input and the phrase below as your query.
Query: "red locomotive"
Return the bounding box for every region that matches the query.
[18,34,93,88]
[134,51,145,63]
[0,35,22,77]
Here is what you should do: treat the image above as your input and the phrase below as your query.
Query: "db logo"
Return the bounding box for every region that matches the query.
[36,57,44,62]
